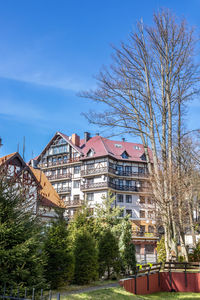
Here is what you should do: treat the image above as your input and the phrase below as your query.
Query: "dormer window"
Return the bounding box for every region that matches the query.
[140,153,146,161]
[115,144,122,148]
[134,145,141,150]
[87,149,95,157]
[121,151,129,159]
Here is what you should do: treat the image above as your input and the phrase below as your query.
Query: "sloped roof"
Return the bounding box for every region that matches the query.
[29,166,65,208]
[81,135,152,162]
[0,152,18,165]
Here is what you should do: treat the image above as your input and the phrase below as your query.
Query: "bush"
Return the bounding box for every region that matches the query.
[74,229,98,285]
[44,211,74,289]
[188,242,200,262]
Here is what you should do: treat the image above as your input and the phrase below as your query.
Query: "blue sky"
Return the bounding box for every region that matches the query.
[0,0,200,160]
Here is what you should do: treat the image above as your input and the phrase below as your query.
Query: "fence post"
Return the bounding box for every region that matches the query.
[184,263,187,288]
[49,290,52,300]
[32,288,35,300]
[57,293,60,300]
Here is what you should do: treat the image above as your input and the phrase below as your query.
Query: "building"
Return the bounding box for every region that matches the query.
[0,152,65,219]
[32,131,158,261]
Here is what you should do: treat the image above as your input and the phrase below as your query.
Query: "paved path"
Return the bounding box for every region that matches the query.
[59,282,119,295]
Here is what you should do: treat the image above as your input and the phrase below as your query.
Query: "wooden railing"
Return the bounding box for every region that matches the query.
[64,199,84,207]
[56,187,71,193]
[46,173,71,180]
[132,231,158,237]
[81,166,149,178]
[38,157,80,168]
[81,181,150,192]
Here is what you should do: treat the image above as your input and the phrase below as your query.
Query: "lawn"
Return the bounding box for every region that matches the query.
[61,287,200,300]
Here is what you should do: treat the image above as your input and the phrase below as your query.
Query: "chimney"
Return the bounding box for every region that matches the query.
[122,137,125,142]
[96,133,99,136]
[72,133,80,147]
[84,132,91,143]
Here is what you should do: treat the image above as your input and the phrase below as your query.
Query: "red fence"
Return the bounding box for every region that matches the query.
[119,262,200,295]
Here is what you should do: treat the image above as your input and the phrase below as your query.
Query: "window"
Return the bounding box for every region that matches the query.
[52,157,57,163]
[134,145,141,150]
[116,165,123,174]
[119,210,124,217]
[115,144,122,148]
[139,196,145,204]
[73,180,80,188]
[125,180,132,187]
[138,167,145,174]
[87,149,94,157]
[125,166,132,174]
[140,225,145,233]
[140,210,145,218]
[74,195,80,201]
[148,226,154,233]
[117,194,123,202]
[63,168,67,174]
[121,151,129,159]
[145,244,154,254]
[87,193,94,201]
[126,209,132,218]
[148,210,154,219]
[126,195,132,203]
[74,166,80,174]
[135,244,141,254]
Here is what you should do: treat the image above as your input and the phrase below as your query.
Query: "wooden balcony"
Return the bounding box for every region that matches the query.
[81,167,108,176]
[56,187,71,194]
[81,166,149,178]
[46,173,71,181]
[65,199,84,207]
[132,231,159,240]
[38,157,80,168]
[81,181,151,193]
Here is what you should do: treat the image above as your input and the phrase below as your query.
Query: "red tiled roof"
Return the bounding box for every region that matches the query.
[81,136,152,162]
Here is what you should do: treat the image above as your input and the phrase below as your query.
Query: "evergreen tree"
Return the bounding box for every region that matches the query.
[157,236,166,263]
[0,179,46,289]
[73,229,98,285]
[119,219,136,273]
[98,228,120,279]
[44,209,74,289]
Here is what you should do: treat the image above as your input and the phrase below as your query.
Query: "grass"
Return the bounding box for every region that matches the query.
[52,279,118,293]
[59,287,200,300]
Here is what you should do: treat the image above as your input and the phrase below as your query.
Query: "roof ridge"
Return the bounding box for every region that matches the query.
[101,137,114,155]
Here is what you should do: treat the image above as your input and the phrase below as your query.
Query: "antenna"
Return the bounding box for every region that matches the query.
[23,136,25,160]
[17,143,20,153]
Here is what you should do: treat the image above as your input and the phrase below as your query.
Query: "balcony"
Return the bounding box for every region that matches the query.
[81,181,151,193]
[81,182,108,190]
[81,167,108,176]
[56,187,71,194]
[132,231,159,239]
[81,166,149,178]
[109,168,149,178]
[38,157,80,168]
[46,173,71,181]
[65,199,84,207]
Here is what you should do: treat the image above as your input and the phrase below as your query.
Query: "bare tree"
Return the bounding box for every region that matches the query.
[80,9,200,260]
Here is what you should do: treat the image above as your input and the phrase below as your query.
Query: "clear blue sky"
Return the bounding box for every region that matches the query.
[0,0,200,161]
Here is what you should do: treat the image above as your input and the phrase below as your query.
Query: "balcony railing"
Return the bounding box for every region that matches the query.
[81,166,149,178]
[81,182,108,190]
[56,187,71,193]
[81,181,151,192]
[65,199,84,207]
[81,167,108,176]
[38,157,80,168]
[46,173,71,180]
[110,168,149,178]
[132,231,158,238]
